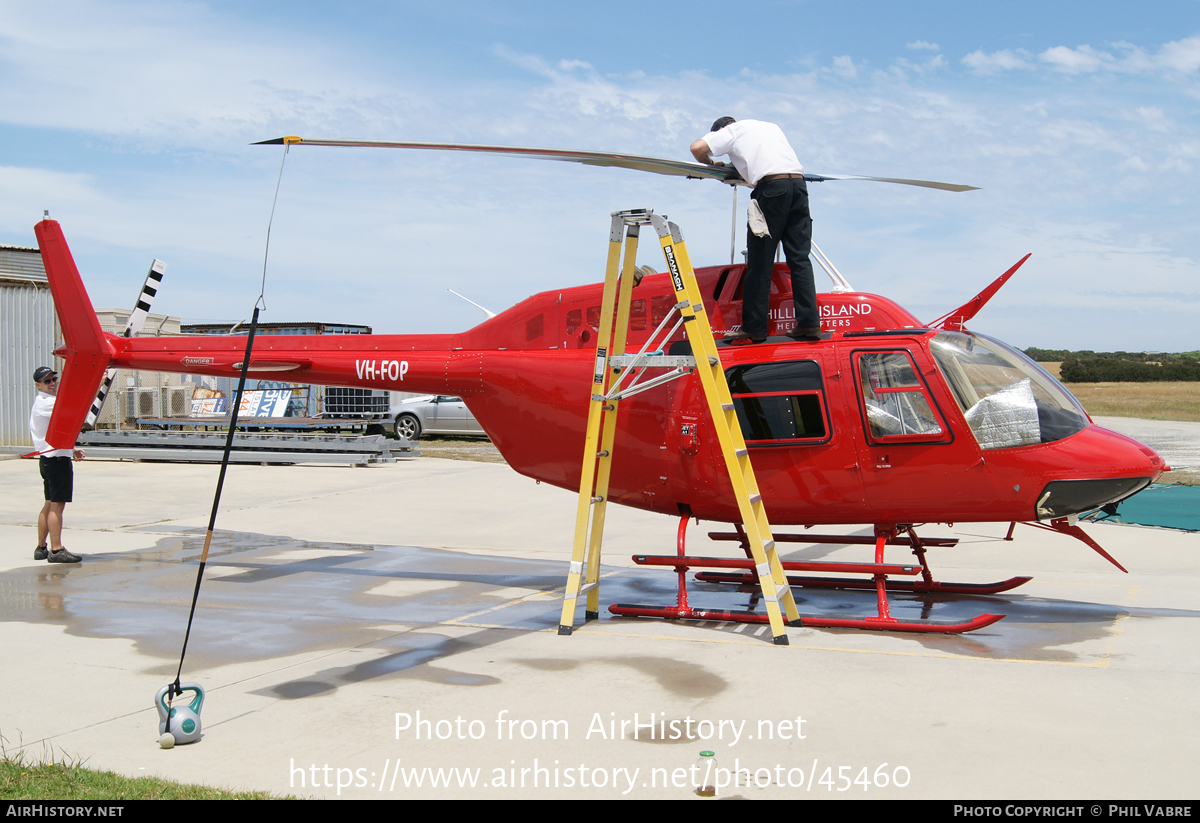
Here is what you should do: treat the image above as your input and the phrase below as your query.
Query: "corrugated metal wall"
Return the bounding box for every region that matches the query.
[1,247,62,448]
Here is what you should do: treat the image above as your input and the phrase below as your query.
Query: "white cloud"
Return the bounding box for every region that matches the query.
[0,2,413,146]
[557,59,594,72]
[0,167,105,231]
[1156,36,1200,73]
[830,55,858,79]
[890,54,946,79]
[1037,37,1200,76]
[1124,106,1172,133]
[1040,45,1116,74]
[907,41,939,51]
[962,49,1034,74]
[0,5,1196,350]
[492,44,558,79]
[962,38,1200,79]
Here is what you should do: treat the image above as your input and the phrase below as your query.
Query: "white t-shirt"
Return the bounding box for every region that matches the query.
[702,120,803,187]
[30,391,72,457]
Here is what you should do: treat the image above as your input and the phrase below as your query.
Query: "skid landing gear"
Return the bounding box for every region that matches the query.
[610,517,792,643]
[693,525,1032,596]
[616,521,1008,635]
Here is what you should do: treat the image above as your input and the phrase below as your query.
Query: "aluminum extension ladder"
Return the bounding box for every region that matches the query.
[557,209,800,644]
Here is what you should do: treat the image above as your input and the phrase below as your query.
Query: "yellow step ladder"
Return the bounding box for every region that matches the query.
[557,209,799,645]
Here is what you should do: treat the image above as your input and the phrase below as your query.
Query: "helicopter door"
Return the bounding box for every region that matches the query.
[849,347,995,519]
[723,357,866,517]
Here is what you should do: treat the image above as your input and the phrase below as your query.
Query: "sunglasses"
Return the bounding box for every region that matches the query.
[40,376,58,385]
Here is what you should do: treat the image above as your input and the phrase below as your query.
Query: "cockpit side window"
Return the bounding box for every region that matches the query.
[855,350,948,443]
[725,360,829,445]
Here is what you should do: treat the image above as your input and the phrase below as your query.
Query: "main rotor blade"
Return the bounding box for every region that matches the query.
[254,137,739,182]
[255,137,978,192]
[805,174,979,193]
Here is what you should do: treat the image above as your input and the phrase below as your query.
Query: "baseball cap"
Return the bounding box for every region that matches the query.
[33,366,57,383]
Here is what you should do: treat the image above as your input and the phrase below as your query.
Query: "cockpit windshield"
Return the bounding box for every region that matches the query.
[929,331,1090,449]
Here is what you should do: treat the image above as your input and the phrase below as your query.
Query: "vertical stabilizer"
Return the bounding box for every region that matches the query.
[930,254,1032,331]
[34,219,114,450]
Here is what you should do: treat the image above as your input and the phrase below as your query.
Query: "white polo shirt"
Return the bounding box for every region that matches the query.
[702,120,803,187]
[30,391,72,458]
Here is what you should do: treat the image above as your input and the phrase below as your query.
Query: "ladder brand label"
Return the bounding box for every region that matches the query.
[664,247,684,293]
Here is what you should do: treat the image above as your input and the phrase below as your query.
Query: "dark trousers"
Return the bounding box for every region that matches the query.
[743,177,817,337]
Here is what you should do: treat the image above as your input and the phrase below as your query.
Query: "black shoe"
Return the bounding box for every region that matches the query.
[723,330,766,343]
[34,546,48,561]
[47,548,81,564]
[785,326,824,340]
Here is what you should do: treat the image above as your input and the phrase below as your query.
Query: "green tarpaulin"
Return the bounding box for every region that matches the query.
[1089,484,1200,532]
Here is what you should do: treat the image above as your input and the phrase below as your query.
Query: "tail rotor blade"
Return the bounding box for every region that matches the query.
[85,259,166,428]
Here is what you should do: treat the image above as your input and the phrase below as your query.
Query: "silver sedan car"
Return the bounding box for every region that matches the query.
[390,395,487,439]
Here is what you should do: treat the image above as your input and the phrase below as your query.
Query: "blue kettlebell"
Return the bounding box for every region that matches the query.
[155,682,204,746]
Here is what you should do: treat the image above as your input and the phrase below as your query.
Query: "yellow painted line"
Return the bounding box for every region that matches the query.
[578,628,1115,667]
[1098,611,1131,661]
[537,620,1113,666]
[438,621,558,632]
[1032,580,1141,589]
[444,572,622,625]
[432,616,1114,667]
[439,571,1123,668]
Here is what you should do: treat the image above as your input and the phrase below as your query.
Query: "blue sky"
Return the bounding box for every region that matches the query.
[1,0,1197,351]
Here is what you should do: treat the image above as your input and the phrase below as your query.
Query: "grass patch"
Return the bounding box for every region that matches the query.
[1037,363,1200,422]
[1063,381,1200,423]
[416,436,506,464]
[1,748,284,800]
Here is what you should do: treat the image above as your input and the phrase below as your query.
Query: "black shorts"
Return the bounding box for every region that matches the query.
[40,456,73,503]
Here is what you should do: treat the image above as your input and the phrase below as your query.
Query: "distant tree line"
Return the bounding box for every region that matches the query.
[1024,348,1200,382]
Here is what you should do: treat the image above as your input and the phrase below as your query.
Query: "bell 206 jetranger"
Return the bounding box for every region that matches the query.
[33,143,1166,636]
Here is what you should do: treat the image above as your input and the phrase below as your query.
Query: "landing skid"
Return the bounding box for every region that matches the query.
[700,522,1030,597]
[692,570,1032,595]
[608,603,1003,634]
[609,519,1008,636]
[791,612,1004,634]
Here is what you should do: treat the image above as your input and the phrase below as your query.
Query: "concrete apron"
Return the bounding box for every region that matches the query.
[0,457,1197,799]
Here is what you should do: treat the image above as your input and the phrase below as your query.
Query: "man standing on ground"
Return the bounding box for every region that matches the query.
[29,366,84,563]
[691,117,820,343]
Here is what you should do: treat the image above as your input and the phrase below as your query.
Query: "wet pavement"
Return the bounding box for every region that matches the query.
[0,457,1197,798]
[2,527,1179,672]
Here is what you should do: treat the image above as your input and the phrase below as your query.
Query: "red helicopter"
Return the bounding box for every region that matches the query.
[35,140,1167,636]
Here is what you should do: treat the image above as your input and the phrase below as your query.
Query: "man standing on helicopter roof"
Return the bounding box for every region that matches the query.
[691,117,820,343]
